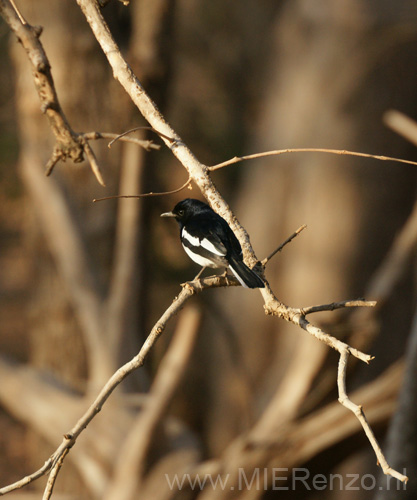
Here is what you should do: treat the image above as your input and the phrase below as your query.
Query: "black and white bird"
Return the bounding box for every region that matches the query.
[161,198,264,288]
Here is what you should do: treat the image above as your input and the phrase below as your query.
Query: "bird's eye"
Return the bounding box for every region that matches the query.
[177,209,185,217]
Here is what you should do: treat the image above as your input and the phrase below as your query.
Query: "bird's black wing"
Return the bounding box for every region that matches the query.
[183,216,228,256]
[182,211,243,260]
[212,217,243,260]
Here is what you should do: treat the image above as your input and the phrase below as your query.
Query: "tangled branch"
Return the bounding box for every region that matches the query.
[0,0,158,186]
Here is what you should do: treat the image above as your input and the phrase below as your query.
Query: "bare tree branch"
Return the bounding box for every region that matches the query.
[83,131,160,151]
[93,175,192,203]
[261,224,307,266]
[187,360,405,500]
[0,0,164,185]
[337,350,407,482]
[0,0,84,166]
[0,0,408,495]
[0,460,52,496]
[75,0,259,269]
[209,148,417,171]
[0,280,206,495]
[42,449,69,500]
[300,299,377,316]
[104,306,201,500]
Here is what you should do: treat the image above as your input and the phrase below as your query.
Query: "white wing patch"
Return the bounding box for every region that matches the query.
[200,238,226,256]
[183,244,218,268]
[182,228,200,247]
[182,228,226,257]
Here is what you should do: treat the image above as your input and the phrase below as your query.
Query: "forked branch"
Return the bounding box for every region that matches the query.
[0,0,158,186]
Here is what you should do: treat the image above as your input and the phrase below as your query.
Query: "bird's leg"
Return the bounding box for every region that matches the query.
[221,268,229,278]
[194,267,207,281]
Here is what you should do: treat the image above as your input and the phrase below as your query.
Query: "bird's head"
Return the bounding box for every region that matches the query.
[161,198,210,223]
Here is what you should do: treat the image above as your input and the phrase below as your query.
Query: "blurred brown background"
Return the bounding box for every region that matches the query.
[1,0,417,499]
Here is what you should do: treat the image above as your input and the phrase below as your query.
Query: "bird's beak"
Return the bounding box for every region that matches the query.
[160,211,176,218]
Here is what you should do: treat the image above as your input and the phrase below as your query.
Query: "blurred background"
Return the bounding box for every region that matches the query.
[1,0,417,498]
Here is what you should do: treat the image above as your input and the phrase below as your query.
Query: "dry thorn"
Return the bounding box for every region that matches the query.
[83,140,106,187]
[45,147,64,177]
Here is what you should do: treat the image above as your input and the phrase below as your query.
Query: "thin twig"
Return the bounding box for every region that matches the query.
[44,147,64,176]
[209,148,417,171]
[0,459,53,495]
[107,125,175,148]
[8,0,25,23]
[261,224,307,266]
[42,448,69,500]
[337,350,408,483]
[300,299,377,316]
[93,175,192,202]
[82,131,160,151]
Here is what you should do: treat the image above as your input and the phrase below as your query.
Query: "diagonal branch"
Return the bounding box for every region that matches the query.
[337,350,407,482]
[75,0,258,267]
[104,306,201,500]
[261,224,307,266]
[0,276,220,496]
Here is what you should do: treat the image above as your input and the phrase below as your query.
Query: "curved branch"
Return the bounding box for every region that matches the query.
[93,175,192,203]
[209,148,417,171]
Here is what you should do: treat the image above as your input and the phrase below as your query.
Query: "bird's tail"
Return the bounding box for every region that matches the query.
[228,257,265,289]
